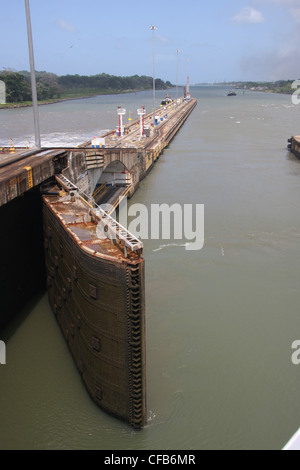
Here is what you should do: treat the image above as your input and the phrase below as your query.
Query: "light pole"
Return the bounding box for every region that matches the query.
[186,57,190,100]
[176,49,180,102]
[137,105,146,140]
[24,0,41,149]
[150,25,157,129]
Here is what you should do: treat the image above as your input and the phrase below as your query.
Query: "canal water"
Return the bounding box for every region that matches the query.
[1,87,300,450]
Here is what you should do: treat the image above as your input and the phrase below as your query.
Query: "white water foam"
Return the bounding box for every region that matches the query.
[153,243,191,252]
[11,129,111,148]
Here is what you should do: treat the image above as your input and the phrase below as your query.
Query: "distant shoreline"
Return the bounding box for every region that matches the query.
[0,98,68,109]
[0,93,124,110]
[195,81,294,95]
[0,89,151,110]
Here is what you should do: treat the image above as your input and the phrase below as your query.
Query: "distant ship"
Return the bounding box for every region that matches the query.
[161,93,173,105]
[227,90,237,96]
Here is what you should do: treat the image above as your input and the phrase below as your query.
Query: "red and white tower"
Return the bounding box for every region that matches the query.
[117,106,126,136]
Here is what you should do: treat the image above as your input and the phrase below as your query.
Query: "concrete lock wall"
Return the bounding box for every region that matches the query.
[62,151,91,195]
[85,149,144,196]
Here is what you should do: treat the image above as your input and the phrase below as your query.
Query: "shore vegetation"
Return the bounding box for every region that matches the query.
[0,70,173,108]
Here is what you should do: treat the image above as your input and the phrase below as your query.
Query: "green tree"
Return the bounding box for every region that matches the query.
[0,72,31,102]
[36,73,62,99]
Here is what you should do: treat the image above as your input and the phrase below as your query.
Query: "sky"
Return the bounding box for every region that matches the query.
[1,0,300,83]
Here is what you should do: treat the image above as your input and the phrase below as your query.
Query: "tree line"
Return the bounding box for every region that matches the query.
[223,80,296,94]
[0,70,173,103]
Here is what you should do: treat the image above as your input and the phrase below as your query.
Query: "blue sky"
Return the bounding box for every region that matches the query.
[1,0,300,83]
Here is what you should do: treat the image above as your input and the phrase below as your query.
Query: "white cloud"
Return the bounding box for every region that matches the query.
[57,19,76,33]
[234,0,300,79]
[290,8,300,22]
[239,47,300,80]
[257,0,300,23]
[280,1,300,23]
[232,6,265,24]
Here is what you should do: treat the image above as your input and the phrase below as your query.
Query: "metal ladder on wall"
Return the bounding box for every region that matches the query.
[55,174,143,257]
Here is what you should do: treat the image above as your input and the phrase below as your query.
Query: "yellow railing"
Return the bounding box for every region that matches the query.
[93,181,107,199]
[107,185,133,216]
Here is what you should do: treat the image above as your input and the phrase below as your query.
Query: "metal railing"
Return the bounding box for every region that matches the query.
[55,174,143,256]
